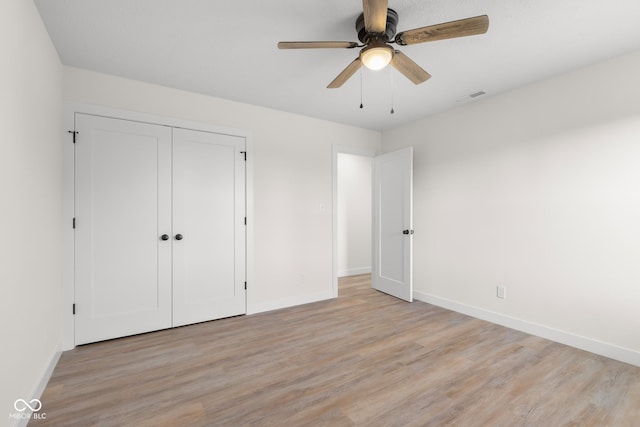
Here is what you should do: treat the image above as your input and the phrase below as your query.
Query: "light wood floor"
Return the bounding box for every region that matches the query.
[33,275,640,426]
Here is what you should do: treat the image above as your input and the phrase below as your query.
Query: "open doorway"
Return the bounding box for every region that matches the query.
[332,146,375,297]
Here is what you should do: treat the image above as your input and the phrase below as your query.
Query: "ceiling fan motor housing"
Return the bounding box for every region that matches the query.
[356,8,398,43]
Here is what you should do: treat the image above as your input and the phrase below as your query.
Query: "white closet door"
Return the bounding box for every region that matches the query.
[75,114,173,345]
[172,128,246,326]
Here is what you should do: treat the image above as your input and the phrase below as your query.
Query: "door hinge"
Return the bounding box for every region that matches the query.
[72,218,76,229]
[68,130,78,143]
[240,151,247,161]
[244,282,247,290]
[244,217,247,225]
[72,303,76,315]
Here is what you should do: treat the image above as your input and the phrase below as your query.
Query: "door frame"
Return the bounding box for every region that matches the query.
[331,145,378,298]
[62,103,254,350]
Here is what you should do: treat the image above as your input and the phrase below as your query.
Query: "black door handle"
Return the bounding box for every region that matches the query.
[175,234,183,241]
[160,234,169,241]
[402,230,414,235]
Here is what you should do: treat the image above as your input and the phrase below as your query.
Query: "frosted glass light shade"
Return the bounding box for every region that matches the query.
[361,45,393,70]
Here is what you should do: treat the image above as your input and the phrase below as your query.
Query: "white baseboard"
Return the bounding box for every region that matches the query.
[247,290,334,315]
[338,267,371,277]
[12,350,61,427]
[413,290,640,368]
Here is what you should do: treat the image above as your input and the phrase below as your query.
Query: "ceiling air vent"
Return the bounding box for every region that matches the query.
[456,90,487,103]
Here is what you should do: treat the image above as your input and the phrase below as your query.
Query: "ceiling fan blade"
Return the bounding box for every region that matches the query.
[391,51,431,85]
[362,0,389,33]
[327,57,362,89]
[278,41,359,49]
[395,15,489,46]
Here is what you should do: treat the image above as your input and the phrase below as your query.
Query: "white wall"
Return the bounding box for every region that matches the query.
[0,0,63,423]
[383,50,640,365]
[337,154,372,277]
[63,67,381,314]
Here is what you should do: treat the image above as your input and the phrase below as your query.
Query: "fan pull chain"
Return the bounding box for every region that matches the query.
[390,69,395,114]
[360,68,364,109]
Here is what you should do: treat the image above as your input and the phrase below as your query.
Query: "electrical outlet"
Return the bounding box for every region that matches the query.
[497,286,506,299]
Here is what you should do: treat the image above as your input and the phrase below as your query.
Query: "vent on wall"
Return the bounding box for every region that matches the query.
[456,90,487,103]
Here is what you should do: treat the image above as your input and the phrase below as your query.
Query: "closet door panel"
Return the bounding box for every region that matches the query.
[172,128,246,326]
[75,114,172,344]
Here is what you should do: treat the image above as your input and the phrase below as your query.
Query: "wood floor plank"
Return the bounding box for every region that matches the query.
[31,274,640,426]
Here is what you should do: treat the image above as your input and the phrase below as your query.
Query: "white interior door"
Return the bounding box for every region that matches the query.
[172,128,246,326]
[372,147,413,302]
[74,114,173,344]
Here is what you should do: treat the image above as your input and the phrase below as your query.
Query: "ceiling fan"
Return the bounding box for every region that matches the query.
[278,0,489,88]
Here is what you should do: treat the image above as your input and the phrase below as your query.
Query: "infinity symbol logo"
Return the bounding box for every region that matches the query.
[14,399,42,412]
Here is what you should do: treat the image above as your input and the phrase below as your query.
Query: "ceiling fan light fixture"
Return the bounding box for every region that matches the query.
[360,44,394,71]
[278,2,489,88]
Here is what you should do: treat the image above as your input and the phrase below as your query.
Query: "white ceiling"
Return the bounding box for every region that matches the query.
[35,0,640,131]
